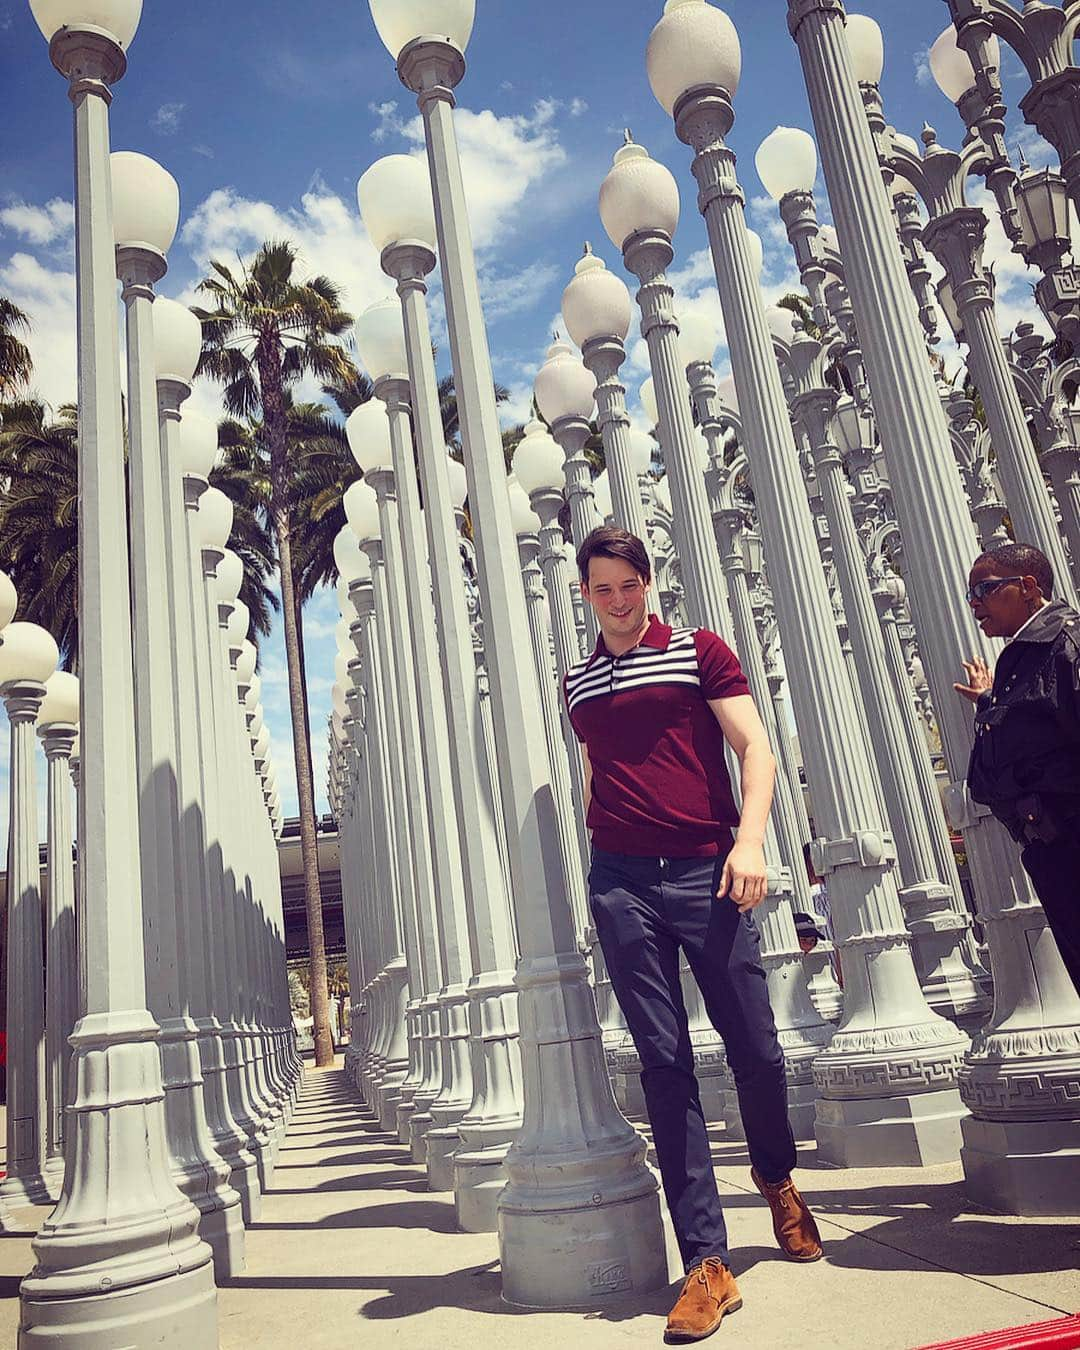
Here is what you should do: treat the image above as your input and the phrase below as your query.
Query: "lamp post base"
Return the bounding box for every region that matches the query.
[498,1187,669,1309]
[960,1115,1080,1216]
[814,1087,967,1167]
[424,1127,461,1192]
[453,1145,509,1233]
[19,1260,217,1349]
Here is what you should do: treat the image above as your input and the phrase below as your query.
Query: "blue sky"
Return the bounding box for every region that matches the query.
[0,0,1058,839]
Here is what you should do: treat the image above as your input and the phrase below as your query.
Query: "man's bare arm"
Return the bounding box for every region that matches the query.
[708,694,776,912]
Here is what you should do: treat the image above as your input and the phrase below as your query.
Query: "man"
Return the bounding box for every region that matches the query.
[564,526,821,1344]
[792,912,825,956]
[955,542,1080,995]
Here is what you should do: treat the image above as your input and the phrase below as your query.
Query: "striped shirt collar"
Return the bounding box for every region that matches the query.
[587,613,672,669]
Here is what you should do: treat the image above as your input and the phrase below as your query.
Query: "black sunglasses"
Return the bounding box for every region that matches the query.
[966,576,1023,604]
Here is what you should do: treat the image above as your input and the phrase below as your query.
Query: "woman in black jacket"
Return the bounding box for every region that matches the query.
[955,542,1080,994]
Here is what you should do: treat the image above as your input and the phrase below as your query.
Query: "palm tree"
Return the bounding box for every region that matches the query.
[0,298,33,400]
[195,240,354,1068]
[0,399,79,668]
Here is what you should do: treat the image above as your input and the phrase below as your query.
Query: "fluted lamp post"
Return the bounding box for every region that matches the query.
[600,136,731,635]
[1,622,58,1212]
[36,670,80,1196]
[648,0,972,1167]
[561,245,663,597]
[369,0,667,1305]
[533,339,600,554]
[359,151,525,1219]
[25,2,219,1341]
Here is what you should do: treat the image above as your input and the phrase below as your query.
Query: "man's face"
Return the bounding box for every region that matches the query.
[966,561,1041,639]
[581,555,650,642]
[797,935,818,955]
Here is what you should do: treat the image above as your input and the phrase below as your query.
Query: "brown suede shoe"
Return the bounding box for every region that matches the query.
[751,1167,823,1262]
[665,1257,742,1343]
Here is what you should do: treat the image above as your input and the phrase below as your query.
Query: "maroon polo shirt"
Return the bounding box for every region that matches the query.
[563,615,750,858]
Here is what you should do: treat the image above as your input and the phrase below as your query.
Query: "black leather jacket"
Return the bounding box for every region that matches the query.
[967,600,1080,845]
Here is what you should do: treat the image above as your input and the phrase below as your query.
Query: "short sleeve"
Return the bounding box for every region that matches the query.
[695,629,751,701]
[562,672,587,743]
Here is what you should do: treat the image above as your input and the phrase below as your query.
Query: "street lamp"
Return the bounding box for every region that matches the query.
[25,3,220,1339]
[600,133,730,633]
[369,0,666,1301]
[0,622,58,1211]
[114,152,246,1278]
[345,465,433,1139]
[534,338,599,552]
[36,670,80,1195]
[654,0,971,1166]
[359,152,525,1216]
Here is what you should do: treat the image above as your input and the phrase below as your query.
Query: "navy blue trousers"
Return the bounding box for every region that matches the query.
[589,848,796,1271]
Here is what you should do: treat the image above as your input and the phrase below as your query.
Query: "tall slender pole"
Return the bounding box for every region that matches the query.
[21,25,217,1344]
[382,244,523,1223]
[40,723,78,1193]
[2,680,50,1208]
[396,34,666,1305]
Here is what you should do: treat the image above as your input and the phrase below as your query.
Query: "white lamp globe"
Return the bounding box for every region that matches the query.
[30,0,143,47]
[368,0,475,59]
[236,640,257,685]
[599,138,680,253]
[226,599,250,648]
[561,246,632,347]
[513,420,566,496]
[111,152,179,254]
[178,410,218,480]
[755,126,818,202]
[718,374,740,414]
[446,455,468,509]
[508,481,540,536]
[765,306,797,344]
[355,298,408,382]
[534,340,596,425]
[345,400,394,474]
[646,0,741,116]
[153,298,202,383]
[628,429,655,476]
[198,486,234,550]
[358,154,437,253]
[593,471,613,521]
[246,672,262,707]
[216,548,244,604]
[845,13,884,85]
[253,726,270,760]
[929,24,997,103]
[640,377,659,427]
[334,518,371,580]
[334,617,351,654]
[679,311,718,367]
[0,621,60,687]
[38,670,79,727]
[654,477,672,515]
[0,569,17,631]
[344,480,382,545]
[819,224,840,256]
[336,577,351,613]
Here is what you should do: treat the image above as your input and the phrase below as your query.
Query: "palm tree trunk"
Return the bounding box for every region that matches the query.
[261,343,334,1069]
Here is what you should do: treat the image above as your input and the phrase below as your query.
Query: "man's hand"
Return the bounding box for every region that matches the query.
[954,655,992,705]
[718,840,768,913]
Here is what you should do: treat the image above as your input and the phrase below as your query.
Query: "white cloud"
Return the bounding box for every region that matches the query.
[479,260,560,323]
[152,102,186,135]
[0,250,77,409]
[179,184,393,323]
[914,46,932,87]
[370,98,571,250]
[0,198,74,246]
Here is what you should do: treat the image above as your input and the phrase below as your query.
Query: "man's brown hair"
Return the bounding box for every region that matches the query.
[576,526,651,586]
